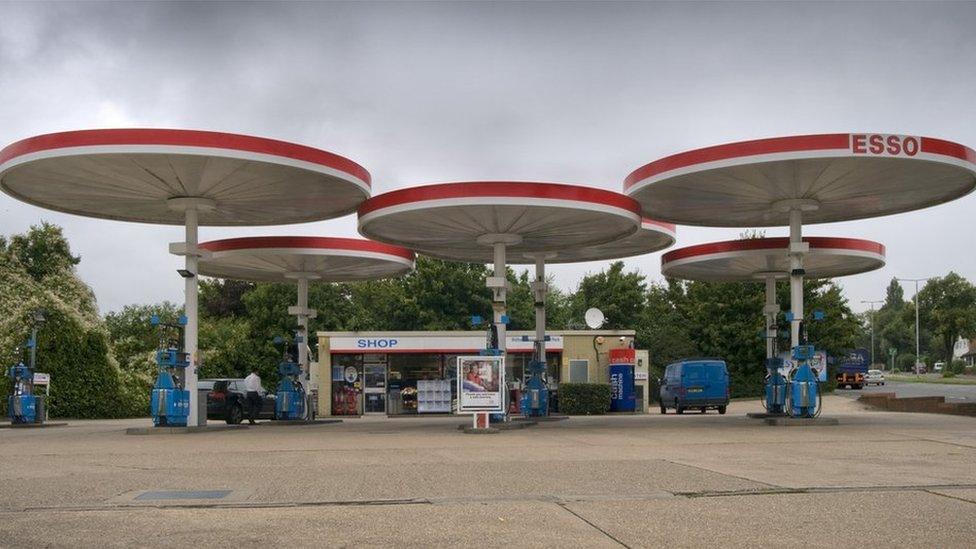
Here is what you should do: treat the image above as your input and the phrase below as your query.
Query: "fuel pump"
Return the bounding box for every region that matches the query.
[519,271,550,417]
[520,358,549,417]
[763,357,788,415]
[274,335,306,420]
[8,309,48,424]
[150,315,190,427]
[786,317,823,418]
[7,356,38,424]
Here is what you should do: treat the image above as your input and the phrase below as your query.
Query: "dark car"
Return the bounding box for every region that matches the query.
[207,379,276,424]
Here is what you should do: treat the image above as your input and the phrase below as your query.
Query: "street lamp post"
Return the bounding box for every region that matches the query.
[861,300,883,368]
[896,278,931,375]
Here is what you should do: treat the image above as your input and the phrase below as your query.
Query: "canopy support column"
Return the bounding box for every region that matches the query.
[533,255,546,364]
[788,208,809,348]
[168,196,215,428]
[493,242,508,353]
[286,272,319,421]
[765,276,778,359]
[183,207,200,427]
[297,277,310,389]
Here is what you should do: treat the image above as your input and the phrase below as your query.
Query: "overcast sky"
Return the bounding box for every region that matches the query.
[1,1,975,316]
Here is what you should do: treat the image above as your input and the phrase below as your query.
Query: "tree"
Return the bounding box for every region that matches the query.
[4,222,81,281]
[105,302,183,378]
[505,269,535,331]
[346,278,416,331]
[918,272,976,363]
[680,279,766,397]
[1,224,145,418]
[400,256,492,330]
[200,279,254,318]
[637,280,698,377]
[884,278,905,309]
[571,261,647,329]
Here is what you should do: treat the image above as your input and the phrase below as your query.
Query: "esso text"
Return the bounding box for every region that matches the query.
[850,134,919,157]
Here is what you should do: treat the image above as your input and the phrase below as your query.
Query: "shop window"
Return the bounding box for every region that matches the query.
[331,354,362,415]
[388,354,448,415]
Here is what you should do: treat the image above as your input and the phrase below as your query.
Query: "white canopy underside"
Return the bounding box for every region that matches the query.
[360,203,638,263]
[198,249,413,283]
[1,153,367,225]
[632,156,976,226]
[663,248,884,283]
[547,225,674,263]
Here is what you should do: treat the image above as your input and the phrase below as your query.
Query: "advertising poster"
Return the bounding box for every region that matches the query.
[456,356,504,412]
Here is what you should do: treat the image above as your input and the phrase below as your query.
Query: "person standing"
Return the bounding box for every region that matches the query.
[243,369,263,424]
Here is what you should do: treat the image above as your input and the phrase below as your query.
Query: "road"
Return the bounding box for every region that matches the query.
[837,379,976,402]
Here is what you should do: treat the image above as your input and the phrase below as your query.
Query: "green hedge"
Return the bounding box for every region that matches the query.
[558,383,611,415]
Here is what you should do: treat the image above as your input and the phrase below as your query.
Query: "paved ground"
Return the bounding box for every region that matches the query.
[2,395,976,548]
[838,379,976,402]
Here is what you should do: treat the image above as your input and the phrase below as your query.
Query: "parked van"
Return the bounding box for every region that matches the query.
[659,358,730,415]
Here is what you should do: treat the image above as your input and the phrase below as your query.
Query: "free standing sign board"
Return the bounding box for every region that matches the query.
[456,356,505,413]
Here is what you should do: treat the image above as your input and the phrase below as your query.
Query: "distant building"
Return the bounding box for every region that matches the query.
[953,337,976,366]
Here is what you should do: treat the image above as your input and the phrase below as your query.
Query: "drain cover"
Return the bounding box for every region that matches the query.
[135,490,232,501]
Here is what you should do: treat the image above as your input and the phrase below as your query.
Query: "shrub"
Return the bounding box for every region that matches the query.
[942,371,957,379]
[558,383,611,415]
[950,360,966,375]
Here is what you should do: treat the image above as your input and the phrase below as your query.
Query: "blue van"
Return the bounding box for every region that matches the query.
[659,359,729,415]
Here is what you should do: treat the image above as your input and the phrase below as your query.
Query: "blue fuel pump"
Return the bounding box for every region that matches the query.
[763,357,787,415]
[149,315,190,427]
[7,361,38,424]
[788,344,820,418]
[274,336,306,420]
[520,358,549,417]
[8,311,47,424]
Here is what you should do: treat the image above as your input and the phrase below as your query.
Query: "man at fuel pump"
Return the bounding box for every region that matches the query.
[243,369,263,424]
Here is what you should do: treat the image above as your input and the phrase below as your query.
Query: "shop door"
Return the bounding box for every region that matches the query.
[363,363,387,414]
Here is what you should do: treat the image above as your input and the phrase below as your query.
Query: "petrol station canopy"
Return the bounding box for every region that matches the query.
[545,218,675,263]
[357,181,643,263]
[0,128,370,225]
[197,236,415,282]
[661,237,886,283]
[625,133,976,227]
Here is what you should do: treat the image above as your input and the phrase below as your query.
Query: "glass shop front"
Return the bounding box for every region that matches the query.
[329,335,563,416]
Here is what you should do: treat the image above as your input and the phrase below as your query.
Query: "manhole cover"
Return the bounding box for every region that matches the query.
[135,490,232,501]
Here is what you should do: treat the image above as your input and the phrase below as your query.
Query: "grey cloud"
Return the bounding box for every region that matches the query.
[1,1,975,312]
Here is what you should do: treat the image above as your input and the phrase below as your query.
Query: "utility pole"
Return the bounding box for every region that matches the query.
[861,300,883,367]
[896,278,931,376]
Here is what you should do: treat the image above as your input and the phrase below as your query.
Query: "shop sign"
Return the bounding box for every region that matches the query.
[506,335,563,351]
[456,356,505,413]
[609,348,635,364]
[330,334,562,353]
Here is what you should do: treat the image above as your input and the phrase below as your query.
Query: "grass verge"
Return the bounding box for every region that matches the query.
[886,374,976,386]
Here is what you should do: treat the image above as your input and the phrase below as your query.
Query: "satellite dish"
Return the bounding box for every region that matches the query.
[584,308,605,329]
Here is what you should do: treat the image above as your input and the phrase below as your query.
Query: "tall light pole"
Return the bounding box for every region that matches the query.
[861,300,883,368]
[896,278,932,375]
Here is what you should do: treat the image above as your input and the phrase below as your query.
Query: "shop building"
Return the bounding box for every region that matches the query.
[310,330,649,416]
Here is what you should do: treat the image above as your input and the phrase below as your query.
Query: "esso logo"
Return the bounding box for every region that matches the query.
[851,134,919,157]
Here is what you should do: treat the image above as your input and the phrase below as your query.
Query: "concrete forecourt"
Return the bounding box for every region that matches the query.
[2,396,976,547]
